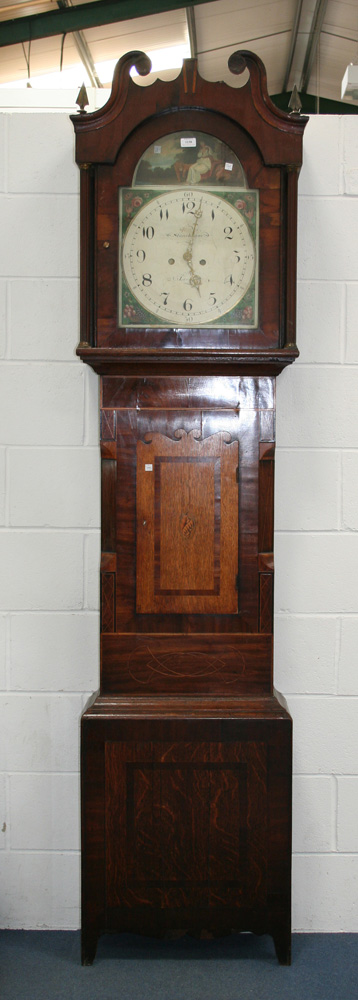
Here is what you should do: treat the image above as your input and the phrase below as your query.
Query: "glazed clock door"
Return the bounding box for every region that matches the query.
[119,186,258,328]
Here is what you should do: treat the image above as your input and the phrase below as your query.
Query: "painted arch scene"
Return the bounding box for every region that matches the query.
[133,131,247,188]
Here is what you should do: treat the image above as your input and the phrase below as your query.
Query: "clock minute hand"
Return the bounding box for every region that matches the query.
[188,200,203,242]
[183,199,203,295]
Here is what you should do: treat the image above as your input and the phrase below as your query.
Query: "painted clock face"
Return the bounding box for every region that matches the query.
[119,187,258,328]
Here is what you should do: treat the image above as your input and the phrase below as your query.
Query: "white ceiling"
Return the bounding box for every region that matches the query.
[0,0,357,105]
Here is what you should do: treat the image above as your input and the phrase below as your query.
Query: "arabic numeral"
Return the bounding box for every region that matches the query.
[159,208,169,221]
[224,226,233,239]
[224,274,234,285]
[136,249,146,262]
[211,209,215,221]
[183,299,193,312]
[182,200,196,215]
[142,273,152,286]
[209,291,217,305]
[142,226,154,239]
[161,292,169,305]
[233,250,241,262]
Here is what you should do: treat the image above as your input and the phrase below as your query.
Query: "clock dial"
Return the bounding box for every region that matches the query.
[120,188,258,328]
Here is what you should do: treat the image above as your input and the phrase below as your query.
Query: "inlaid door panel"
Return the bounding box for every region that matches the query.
[98,385,273,637]
[136,430,239,614]
[105,740,267,910]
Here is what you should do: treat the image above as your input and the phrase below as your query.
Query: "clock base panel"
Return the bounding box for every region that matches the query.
[81,695,292,966]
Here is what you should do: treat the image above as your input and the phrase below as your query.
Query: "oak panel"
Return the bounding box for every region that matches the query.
[101,459,117,553]
[98,396,263,636]
[102,376,275,411]
[101,573,115,634]
[260,409,275,442]
[101,633,272,694]
[259,453,274,553]
[105,738,267,910]
[136,430,238,614]
[101,409,116,440]
[260,573,273,635]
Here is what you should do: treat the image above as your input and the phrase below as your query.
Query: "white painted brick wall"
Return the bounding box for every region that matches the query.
[292,856,358,932]
[9,773,80,850]
[0,112,98,925]
[10,613,99,691]
[0,616,6,690]
[0,852,80,929]
[292,775,334,853]
[276,114,358,933]
[0,448,5,524]
[338,619,358,695]
[7,115,79,195]
[0,364,85,445]
[0,110,357,933]
[0,195,79,277]
[342,118,358,195]
[337,777,358,852]
[274,616,337,694]
[275,450,340,530]
[9,448,100,527]
[0,694,84,771]
[0,281,6,357]
[0,532,84,610]
[296,280,343,364]
[346,283,358,361]
[9,279,79,361]
[0,117,6,192]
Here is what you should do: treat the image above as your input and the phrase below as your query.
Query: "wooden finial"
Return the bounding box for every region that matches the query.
[288,84,302,114]
[76,83,89,114]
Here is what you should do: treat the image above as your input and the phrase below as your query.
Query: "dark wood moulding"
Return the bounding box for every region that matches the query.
[77,346,299,377]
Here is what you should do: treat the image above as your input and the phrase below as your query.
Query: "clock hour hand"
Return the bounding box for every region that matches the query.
[189,272,202,292]
[183,249,202,294]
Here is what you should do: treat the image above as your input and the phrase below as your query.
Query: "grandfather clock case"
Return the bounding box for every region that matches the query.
[71,51,307,965]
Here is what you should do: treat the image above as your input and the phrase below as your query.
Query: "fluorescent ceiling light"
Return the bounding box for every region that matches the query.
[0,66,91,89]
[0,44,191,90]
[341,63,358,101]
[130,44,191,76]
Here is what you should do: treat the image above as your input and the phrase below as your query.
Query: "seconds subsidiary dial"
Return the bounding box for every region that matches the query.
[120,188,258,328]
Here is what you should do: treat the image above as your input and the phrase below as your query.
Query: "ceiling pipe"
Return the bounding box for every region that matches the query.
[186,5,197,58]
[57,0,102,88]
[282,0,304,93]
[299,0,329,93]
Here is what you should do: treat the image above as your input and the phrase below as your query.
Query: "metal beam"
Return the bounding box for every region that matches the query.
[282,0,304,93]
[186,6,197,59]
[299,0,329,94]
[0,0,209,48]
[71,29,103,87]
[57,0,102,87]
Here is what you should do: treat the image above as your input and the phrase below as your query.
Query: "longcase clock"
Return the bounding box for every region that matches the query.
[71,50,307,965]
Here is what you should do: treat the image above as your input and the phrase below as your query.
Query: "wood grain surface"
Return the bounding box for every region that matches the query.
[136,430,238,614]
[101,633,272,695]
[105,739,266,910]
[81,703,292,962]
[97,387,273,643]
